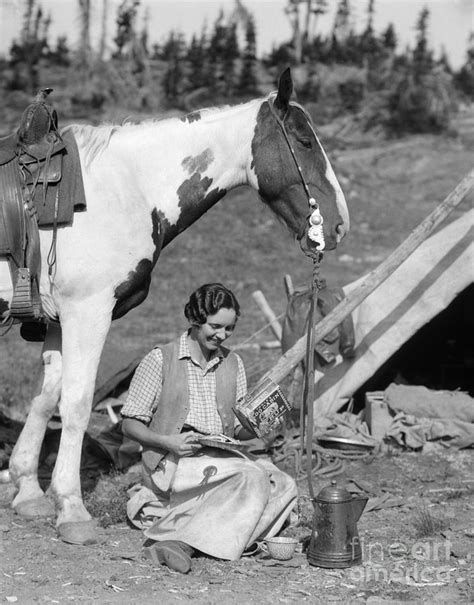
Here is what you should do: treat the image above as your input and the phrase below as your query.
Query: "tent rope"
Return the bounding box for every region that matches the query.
[232,311,286,348]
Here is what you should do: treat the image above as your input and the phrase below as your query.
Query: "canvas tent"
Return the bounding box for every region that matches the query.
[313,208,474,416]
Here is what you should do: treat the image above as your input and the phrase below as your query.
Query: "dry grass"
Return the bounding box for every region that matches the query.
[413,506,448,538]
[84,473,130,528]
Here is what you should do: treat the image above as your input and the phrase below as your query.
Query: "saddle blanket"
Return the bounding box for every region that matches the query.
[35,130,86,227]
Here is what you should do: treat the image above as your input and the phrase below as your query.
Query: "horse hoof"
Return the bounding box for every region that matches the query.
[58,521,98,545]
[14,496,55,518]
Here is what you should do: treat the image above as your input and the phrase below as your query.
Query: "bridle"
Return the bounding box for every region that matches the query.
[266,98,325,252]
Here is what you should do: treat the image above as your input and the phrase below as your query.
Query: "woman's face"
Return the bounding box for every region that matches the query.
[194,307,237,353]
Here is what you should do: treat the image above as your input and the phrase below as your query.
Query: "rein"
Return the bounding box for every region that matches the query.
[301,251,323,500]
[266,98,324,499]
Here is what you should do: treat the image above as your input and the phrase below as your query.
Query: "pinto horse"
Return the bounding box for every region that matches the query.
[1,68,349,545]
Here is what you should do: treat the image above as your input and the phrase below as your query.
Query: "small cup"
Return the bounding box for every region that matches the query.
[263,537,298,561]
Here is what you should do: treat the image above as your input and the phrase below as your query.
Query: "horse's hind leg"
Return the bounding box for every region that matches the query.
[50,299,112,545]
[10,322,62,518]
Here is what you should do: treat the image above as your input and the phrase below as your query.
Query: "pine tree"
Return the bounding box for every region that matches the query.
[77,0,92,73]
[187,33,206,90]
[360,0,383,83]
[333,0,352,42]
[438,46,452,73]
[412,6,433,78]
[238,14,259,96]
[8,0,51,92]
[454,32,474,99]
[162,32,188,106]
[328,32,341,63]
[113,0,140,59]
[284,0,303,63]
[386,8,453,135]
[49,36,70,67]
[161,31,178,61]
[204,11,228,96]
[382,23,397,53]
[359,0,378,60]
[222,23,240,97]
[366,0,375,29]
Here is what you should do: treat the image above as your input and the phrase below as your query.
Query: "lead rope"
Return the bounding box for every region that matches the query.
[301,250,324,499]
[266,98,326,496]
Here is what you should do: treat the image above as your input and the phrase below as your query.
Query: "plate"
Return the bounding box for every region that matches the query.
[317,436,375,451]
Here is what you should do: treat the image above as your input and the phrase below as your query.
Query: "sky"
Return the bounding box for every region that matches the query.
[0,0,472,68]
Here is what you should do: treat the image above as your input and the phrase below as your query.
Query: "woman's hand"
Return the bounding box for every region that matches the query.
[234,423,257,441]
[162,432,202,457]
[121,418,202,457]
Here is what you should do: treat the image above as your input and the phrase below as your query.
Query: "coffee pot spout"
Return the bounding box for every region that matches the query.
[351,496,368,522]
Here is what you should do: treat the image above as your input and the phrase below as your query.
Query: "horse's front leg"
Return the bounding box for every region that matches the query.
[51,299,112,545]
[10,322,62,518]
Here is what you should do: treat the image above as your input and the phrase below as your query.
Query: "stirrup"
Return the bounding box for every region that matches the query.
[10,267,42,321]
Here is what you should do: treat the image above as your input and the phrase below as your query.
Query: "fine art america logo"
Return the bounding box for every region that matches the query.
[347,537,458,585]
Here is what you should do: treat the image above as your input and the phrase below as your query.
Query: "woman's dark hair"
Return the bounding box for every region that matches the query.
[184,283,240,325]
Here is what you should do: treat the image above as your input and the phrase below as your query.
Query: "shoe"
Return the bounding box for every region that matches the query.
[242,541,262,557]
[144,540,193,574]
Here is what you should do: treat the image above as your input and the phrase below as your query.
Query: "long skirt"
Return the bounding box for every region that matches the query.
[126,448,298,561]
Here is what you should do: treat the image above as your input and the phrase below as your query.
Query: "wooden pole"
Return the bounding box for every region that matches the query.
[252,290,283,340]
[264,169,474,385]
[283,274,294,299]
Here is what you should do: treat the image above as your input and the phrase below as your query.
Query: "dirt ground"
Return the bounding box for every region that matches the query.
[1,444,472,604]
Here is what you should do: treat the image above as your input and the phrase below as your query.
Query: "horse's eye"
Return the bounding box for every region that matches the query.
[299,138,312,149]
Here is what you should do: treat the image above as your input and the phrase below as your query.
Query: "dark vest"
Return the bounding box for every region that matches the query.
[142,338,239,472]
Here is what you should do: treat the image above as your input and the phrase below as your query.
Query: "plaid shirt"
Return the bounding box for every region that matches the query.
[121,332,247,434]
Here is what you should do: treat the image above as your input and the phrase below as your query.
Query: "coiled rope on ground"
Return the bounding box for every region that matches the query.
[269,429,372,484]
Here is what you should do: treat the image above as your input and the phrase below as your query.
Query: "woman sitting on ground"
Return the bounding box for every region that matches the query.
[121,282,297,574]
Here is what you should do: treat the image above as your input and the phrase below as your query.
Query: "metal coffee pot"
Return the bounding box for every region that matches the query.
[307,480,368,568]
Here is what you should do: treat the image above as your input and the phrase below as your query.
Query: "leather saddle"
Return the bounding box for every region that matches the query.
[0,89,65,331]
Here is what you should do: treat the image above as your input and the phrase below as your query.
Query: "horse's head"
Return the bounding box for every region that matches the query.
[250,68,349,251]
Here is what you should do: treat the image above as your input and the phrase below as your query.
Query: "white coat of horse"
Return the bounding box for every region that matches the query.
[1,69,349,544]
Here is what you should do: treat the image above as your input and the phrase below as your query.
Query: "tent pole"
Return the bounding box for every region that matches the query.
[264,169,474,385]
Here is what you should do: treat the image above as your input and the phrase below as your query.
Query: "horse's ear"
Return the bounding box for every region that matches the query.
[274,68,293,117]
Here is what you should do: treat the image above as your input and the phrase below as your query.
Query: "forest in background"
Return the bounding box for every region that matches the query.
[0,0,473,138]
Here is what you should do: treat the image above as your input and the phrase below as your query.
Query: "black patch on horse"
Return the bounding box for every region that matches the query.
[112,210,164,320]
[112,259,152,320]
[182,149,214,175]
[175,175,227,232]
[158,176,227,246]
[150,208,163,265]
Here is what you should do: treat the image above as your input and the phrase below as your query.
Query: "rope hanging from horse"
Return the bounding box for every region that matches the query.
[301,250,324,499]
[266,96,330,497]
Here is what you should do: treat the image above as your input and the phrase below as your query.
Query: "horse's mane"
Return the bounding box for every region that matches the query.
[62,123,120,169]
[61,92,307,169]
